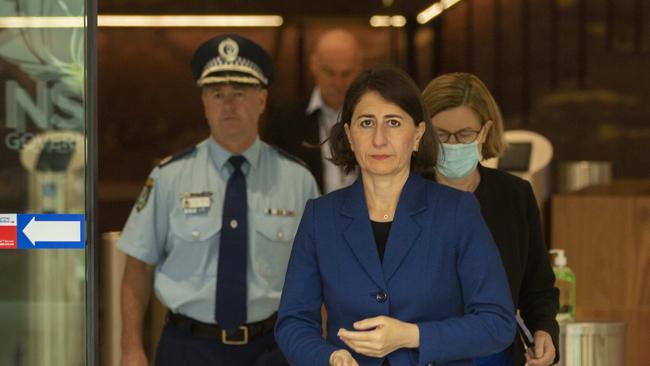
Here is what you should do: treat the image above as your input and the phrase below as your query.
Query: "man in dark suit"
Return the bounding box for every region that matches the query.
[263,29,362,193]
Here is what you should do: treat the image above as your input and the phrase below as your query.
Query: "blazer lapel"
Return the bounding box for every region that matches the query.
[382,173,427,282]
[340,179,386,288]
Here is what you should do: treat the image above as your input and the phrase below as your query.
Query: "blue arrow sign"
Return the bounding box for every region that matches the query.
[17,214,85,249]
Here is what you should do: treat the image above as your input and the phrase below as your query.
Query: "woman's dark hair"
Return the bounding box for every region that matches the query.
[329,66,437,174]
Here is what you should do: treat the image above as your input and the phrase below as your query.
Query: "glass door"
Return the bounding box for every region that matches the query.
[0,0,94,365]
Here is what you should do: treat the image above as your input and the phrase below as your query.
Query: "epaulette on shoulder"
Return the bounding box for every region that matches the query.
[270,145,310,170]
[158,145,196,168]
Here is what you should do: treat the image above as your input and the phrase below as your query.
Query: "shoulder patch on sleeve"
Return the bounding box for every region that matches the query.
[135,178,154,212]
[158,145,197,168]
[270,145,310,170]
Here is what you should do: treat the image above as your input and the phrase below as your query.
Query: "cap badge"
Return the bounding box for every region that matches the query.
[218,37,239,62]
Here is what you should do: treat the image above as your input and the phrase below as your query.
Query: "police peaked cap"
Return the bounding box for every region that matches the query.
[191,34,274,87]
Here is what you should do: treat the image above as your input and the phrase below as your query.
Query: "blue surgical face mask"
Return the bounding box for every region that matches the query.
[436,142,480,180]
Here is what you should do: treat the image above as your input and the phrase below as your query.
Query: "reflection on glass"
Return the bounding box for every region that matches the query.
[0,0,86,365]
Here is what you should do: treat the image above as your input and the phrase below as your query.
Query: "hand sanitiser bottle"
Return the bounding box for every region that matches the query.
[549,249,576,323]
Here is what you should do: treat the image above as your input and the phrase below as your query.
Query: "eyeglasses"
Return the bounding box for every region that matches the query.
[436,126,483,144]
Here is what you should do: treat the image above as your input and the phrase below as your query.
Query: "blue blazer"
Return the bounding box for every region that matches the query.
[276,173,515,366]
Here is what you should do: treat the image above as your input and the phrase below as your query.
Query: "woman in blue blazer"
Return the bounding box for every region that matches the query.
[275,66,516,366]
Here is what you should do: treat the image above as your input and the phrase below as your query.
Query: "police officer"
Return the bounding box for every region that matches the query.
[118,34,319,366]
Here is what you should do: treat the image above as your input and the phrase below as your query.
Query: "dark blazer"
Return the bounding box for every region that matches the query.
[474,165,560,365]
[262,100,325,191]
[276,173,516,366]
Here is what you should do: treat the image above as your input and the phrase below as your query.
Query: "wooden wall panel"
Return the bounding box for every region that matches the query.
[471,0,496,87]
[551,182,650,366]
[439,2,468,74]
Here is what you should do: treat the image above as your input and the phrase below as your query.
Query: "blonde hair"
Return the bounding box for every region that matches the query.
[422,72,507,159]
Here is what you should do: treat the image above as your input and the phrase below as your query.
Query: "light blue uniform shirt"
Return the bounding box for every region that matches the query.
[118,137,319,324]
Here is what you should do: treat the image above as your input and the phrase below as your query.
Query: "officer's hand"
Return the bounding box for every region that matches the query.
[337,316,419,358]
[120,348,148,366]
[525,330,556,366]
[329,349,359,366]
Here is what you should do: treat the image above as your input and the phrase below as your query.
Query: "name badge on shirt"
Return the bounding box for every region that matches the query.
[181,192,213,214]
[263,208,295,217]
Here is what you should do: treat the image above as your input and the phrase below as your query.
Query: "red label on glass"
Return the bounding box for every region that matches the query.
[0,225,17,249]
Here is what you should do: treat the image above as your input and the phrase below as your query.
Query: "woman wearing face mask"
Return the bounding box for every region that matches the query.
[276,67,516,366]
[422,73,560,366]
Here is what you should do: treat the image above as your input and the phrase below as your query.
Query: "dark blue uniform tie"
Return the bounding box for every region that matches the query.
[215,155,248,334]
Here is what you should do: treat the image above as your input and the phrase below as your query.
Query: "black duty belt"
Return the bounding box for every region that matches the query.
[167,312,277,345]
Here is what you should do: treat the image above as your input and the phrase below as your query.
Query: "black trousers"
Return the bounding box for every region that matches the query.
[155,320,288,366]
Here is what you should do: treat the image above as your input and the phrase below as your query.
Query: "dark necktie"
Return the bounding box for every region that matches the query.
[215,155,248,333]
